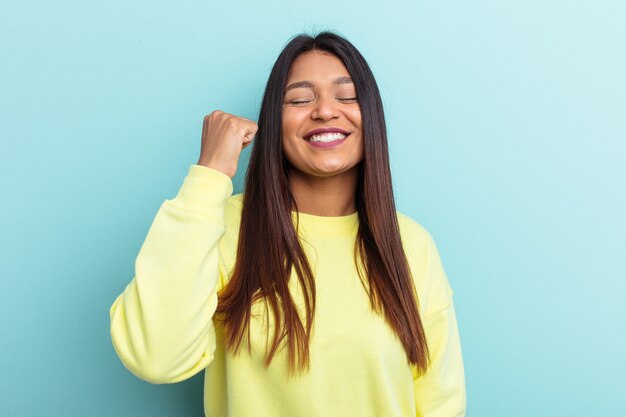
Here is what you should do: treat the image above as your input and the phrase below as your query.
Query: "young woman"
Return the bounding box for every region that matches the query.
[110,30,466,417]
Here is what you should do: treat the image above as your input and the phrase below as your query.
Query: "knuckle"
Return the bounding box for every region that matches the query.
[226,117,238,128]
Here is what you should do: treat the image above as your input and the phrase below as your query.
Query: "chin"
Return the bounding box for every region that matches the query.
[312,165,355,176]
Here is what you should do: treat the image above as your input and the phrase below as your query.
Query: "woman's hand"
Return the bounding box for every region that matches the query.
[197,110,258,178]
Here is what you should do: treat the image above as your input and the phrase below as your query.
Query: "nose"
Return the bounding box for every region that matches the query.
[311,94,340,120]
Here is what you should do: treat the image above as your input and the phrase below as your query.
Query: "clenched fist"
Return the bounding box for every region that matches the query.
[197,110,258,179]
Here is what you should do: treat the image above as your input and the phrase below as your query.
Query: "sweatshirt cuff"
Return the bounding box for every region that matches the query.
[169,164,234,222]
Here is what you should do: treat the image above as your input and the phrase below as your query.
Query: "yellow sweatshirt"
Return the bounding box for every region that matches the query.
[110,164,466,417]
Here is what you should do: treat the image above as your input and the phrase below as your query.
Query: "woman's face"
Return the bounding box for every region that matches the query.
[281,50,363,179]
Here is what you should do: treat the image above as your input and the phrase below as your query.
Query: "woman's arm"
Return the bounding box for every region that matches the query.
[413,301,466,416]
[412,229,467,417]
[109,164,233,384]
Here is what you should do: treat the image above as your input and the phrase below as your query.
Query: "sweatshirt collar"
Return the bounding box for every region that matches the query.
[290,210,359,236]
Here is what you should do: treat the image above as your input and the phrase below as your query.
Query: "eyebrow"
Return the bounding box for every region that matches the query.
[284,76,353,93]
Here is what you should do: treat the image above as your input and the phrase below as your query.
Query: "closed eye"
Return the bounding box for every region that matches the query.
[288,98,358,105]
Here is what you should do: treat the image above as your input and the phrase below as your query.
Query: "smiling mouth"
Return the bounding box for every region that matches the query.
[304,132,351,143]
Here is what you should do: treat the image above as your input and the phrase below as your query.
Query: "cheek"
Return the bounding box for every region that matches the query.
[282,112,295,137]
[280,135,299,163]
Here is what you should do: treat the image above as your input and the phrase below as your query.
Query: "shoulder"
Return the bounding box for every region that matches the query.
[224,193,244,226]
[395,210,436,255]
[226,192,244,209]
[220,193,244,250]
[217,193,244,290]
[395,210,453,316]
[228,193,244,207]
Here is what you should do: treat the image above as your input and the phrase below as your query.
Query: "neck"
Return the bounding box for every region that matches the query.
[288,167,358,217]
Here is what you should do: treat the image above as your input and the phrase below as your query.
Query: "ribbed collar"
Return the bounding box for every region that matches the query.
[290,210,359,236]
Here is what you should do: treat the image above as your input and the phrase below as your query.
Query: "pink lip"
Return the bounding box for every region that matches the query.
[304,127,350,140]
[305,136,348,149]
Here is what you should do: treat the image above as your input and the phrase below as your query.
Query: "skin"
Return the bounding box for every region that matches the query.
[281,50,364,217]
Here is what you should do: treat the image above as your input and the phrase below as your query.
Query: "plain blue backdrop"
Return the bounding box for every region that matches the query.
[1,0,624,416]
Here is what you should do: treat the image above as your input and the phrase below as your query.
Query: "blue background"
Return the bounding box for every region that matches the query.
[1,0,624,415]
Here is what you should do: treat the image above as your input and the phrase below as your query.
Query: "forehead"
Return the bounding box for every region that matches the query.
[286,50,351,82]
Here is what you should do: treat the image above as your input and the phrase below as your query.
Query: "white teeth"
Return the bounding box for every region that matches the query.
[307,132,347,142]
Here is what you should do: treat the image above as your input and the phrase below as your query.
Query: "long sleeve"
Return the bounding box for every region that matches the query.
[109,164,233,384]
[413,231,467,417]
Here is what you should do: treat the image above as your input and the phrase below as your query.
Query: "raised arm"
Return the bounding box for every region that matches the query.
[109,164,234,383]
[109,110,257,384]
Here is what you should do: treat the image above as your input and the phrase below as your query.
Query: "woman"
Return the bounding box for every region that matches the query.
[110,30,466,417]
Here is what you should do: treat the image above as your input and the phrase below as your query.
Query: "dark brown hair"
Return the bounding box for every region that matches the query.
[215,30,429,377]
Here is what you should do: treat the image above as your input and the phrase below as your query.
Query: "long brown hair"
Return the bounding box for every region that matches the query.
[215,30,429,377]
